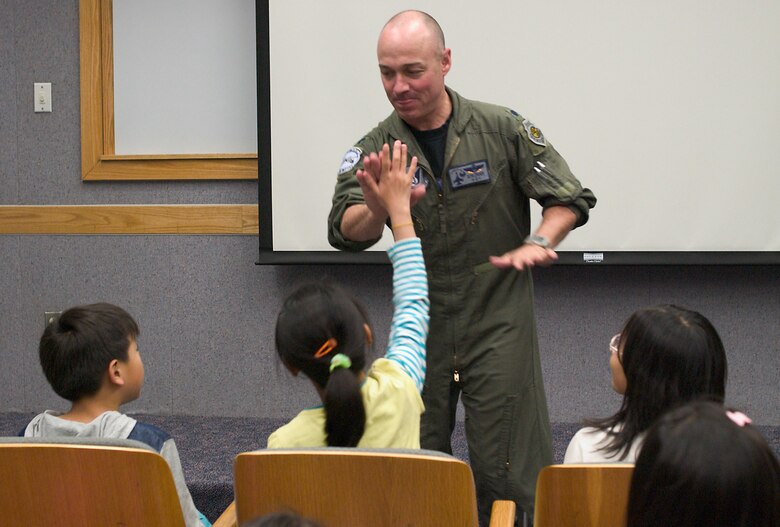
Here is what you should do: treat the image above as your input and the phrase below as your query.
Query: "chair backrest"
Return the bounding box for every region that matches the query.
[533,464,634,527]
[233,448,480,527]
[0,436,186,527]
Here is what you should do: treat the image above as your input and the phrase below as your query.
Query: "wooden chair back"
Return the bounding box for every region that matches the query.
[0,437,186,527]
[533,464,634,527]
[233,448,481,527]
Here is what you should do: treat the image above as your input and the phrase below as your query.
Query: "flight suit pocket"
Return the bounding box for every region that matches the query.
[497,393,519,482]
[462,159,527,269]
[497,383,549,503]
[472,261,498,275]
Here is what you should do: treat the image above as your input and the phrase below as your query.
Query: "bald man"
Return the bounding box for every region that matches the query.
[328,11,596,525]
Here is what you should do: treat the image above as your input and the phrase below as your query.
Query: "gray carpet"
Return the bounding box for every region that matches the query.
[2,412,778,523]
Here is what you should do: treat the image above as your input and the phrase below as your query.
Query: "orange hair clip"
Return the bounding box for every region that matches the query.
[313,337,338,359]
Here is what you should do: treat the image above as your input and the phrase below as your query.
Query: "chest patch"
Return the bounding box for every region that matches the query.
[412,166,429,189]
[338,147,363,175]
[448,160,491,190]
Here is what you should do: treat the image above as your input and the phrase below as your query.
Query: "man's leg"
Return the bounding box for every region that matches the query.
[420,355,461,454]
[460,344,552,526]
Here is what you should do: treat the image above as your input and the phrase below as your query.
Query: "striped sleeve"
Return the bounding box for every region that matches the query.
[384,237,430,392]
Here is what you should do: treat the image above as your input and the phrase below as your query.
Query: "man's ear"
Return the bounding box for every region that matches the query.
[441,47,452,75]
[364,323,374,346]
[108,359,125,386]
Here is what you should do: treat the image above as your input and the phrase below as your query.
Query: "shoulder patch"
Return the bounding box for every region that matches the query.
[523,119,546,147]
[338,147,363,175]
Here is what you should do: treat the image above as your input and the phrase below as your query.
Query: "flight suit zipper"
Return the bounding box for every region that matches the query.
[438,194,446,234]
[441,136,462,384]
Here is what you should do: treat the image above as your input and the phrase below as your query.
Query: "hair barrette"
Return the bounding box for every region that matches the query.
[726,410,752,427]
[314,337,338,359]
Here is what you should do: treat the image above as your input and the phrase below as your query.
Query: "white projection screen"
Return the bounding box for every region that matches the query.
[257,0,780,264]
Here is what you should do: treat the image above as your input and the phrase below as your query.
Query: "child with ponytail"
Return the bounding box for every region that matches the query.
[268,140,428,448]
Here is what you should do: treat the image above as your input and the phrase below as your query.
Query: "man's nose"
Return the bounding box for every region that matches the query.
[393,77,409,94]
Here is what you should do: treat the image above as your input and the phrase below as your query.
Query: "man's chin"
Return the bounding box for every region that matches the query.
[393,106,418,123]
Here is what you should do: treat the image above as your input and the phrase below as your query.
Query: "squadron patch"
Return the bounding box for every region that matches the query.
[523,119,546,147]
[448,160,491,190]
[338,147,363,175]
[412,166,429,188]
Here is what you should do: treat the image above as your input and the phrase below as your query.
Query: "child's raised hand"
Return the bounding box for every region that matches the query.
[379,140,417,215]
[359,140,417,240]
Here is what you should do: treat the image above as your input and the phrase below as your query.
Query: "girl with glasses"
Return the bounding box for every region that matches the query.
[564,305,727,463]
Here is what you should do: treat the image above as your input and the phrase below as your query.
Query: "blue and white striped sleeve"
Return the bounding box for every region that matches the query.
[384,237,430,392]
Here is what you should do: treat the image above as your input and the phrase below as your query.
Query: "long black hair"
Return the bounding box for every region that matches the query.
[275,282,369,446]
[586,304,727,459]
[628,401,780,527]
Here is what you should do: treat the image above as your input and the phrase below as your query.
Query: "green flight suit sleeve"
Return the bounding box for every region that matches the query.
[513,113,597,228]
[327,135,385,251]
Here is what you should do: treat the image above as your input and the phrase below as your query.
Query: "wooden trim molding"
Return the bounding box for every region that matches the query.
[0,205,259,234]
[79,0,258,181]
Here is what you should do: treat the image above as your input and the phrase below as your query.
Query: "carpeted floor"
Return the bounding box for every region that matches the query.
[3,412,778,523]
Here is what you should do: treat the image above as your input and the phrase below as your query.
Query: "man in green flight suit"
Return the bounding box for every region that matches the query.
[327,10,596,526]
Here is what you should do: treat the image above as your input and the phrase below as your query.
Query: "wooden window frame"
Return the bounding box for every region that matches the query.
[79,0,258,181]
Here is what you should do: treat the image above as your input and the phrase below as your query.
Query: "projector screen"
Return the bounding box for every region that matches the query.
[257,0,780,264]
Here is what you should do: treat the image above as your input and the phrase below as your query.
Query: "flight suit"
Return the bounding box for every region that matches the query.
[328,88,596,524]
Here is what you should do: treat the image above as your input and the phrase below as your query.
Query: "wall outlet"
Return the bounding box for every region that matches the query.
[44,311,61,328]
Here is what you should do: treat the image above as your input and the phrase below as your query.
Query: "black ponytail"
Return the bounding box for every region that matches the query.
[324,365,366,446]
[275,281,370,446]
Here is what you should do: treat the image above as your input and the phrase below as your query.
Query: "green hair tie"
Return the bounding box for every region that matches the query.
[329,353,352,373]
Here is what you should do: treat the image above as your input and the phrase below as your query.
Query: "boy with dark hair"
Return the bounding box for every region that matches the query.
[22,302,210,527]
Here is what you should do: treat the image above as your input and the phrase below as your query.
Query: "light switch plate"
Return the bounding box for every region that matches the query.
[34,82,52,112]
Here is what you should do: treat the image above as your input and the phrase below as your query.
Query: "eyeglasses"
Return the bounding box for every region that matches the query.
[609,333,621,355]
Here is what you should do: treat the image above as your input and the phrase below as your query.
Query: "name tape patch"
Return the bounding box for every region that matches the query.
[448,160,491,189]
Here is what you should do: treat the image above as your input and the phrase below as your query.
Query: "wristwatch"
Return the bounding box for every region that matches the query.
[524,234,550,248]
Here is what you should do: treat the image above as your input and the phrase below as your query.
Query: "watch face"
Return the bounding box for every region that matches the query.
[527,234,549,248]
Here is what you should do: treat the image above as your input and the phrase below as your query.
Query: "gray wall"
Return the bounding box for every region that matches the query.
[1,1,778,425]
